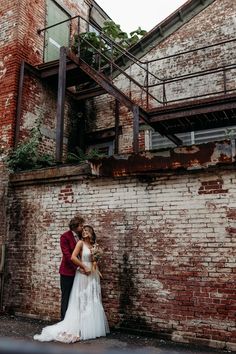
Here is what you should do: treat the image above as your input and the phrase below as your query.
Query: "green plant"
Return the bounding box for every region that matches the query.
[71,20,147,66]
[72,32,106,65]
[6,129,55,172]
[67,146,105,163]
[102,21,147,48]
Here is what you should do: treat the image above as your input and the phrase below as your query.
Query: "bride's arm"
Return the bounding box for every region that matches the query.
[71,241,91,275]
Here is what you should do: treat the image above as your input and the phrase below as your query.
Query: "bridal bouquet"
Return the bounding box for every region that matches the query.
[91,243,103,262]
[91,243,103,277]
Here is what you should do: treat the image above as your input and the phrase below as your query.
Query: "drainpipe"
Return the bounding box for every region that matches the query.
[0,244,6,311]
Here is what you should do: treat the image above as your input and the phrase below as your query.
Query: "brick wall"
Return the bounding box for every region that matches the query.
[0,0,90,151]
[0,0,19,148]
[146,0,236,106]
[4,165,236,350]
[0,158,9,246]
[132,0,236,107]
[17,0,91,157]
[1,0,236,350]
[19,73,78,157]
[92,0,236,153]
[2,0,235,154]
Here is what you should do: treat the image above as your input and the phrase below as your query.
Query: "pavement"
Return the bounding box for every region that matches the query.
[0,314,232,354]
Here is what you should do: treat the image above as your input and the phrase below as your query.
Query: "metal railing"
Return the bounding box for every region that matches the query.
[37,15,236,109]
[38,15,165,108]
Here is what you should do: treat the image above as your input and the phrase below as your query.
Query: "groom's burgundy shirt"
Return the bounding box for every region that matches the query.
[59,230,78,276]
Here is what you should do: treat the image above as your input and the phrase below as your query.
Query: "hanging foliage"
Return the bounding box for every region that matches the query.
[71,20,147,66]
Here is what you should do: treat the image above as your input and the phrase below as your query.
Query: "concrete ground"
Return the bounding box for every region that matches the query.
[0,314,232,354]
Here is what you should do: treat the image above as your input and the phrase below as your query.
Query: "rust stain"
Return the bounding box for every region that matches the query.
[226,226,236,234]
[90,141,234,177]
[226,208,236,220]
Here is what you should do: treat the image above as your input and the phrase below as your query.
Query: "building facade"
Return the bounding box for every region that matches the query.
[0,0,236,350]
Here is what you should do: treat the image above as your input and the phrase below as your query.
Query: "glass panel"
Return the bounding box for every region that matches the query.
[151,125,236,150]
[151,131,192,149]
[194,125,236,144]
[45,0,70,62]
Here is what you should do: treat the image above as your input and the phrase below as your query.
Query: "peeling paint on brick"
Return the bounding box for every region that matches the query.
[3,166,236,348]
[89,141,235,177]
[1,0,236,350]
[198,178,228,195]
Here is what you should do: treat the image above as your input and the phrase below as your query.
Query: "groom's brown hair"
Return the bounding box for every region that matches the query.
[69,216,85,230]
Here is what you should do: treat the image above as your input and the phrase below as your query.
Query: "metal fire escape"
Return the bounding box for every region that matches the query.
[16,15,236,162]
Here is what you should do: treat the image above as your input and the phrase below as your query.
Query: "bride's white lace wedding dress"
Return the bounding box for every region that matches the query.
[34,243,109,343]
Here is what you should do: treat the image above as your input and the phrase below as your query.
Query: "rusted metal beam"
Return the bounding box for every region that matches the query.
[115,100,120,154]
[165,134,182,146]
[56,47,67,162]
[133,105,139,153]
[40,62,78,78]
[67,50,182,146]
[149,93,236,123]
[89,141,235,177]
[70,86,106,100]
[67,50,151,123]
[68,52,135,110]
[24,62,41,77]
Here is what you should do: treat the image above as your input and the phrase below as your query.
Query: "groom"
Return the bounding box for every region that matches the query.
[59,215,85,320]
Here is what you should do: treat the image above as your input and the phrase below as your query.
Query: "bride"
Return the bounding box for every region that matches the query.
[34,225,109,343]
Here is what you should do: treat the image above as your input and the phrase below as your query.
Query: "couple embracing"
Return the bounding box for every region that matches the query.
[34,216,109,343]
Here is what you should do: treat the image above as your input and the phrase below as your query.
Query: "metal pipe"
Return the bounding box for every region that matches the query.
[37,14,81,34]
[55,47,67,162]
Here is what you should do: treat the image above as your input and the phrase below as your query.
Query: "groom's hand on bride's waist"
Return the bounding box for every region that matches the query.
[84,266,91,275]
[77,267,91,275]
[77,267,85,274]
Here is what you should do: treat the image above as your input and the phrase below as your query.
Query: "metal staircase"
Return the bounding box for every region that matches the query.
[18,15,236,162]
[56,16,183,156]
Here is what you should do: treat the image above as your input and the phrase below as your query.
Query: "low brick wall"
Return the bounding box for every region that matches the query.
[2,162,236,351]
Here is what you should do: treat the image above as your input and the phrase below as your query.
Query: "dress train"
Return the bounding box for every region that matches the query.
[34,243,109,343]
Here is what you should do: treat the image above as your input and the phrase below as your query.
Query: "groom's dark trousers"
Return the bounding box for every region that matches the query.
[59,230,78,320]
[60,275,75,320]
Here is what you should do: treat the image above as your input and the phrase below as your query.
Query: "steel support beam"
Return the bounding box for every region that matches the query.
[67,50,182,147]
[133,105,139,153]
[56,47,67,162]
[115,100,120,154]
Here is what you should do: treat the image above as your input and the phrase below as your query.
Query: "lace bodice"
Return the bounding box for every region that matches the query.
[82,243,92,265]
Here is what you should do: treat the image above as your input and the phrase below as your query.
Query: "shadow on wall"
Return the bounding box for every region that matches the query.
[118,226,152,331]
